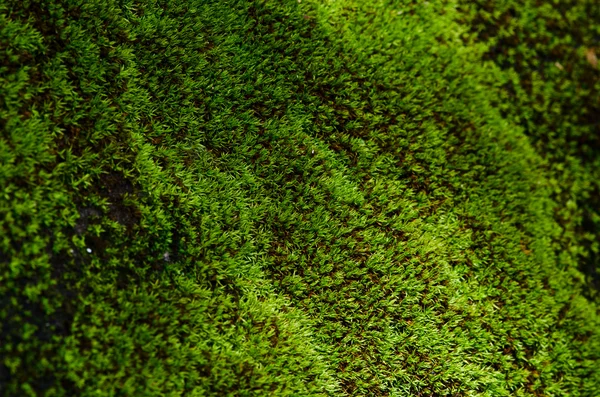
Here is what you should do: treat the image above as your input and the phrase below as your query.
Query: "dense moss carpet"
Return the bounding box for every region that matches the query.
[1,0,599,395]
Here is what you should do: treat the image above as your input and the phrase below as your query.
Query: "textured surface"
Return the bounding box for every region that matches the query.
[1,0,599,395]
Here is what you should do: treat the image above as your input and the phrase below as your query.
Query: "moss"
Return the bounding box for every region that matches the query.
[0,0,598,395]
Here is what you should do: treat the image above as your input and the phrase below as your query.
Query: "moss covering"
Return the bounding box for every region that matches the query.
[1,0,598,395]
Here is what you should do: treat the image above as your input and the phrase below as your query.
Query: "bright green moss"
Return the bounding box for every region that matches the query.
[0,0,598,396]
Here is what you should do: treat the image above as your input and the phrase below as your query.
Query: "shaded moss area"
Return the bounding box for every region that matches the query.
[1,0,599,396]
[458,0,600,295]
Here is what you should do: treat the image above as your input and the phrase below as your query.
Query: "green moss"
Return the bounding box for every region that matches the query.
[1,0,598,395]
